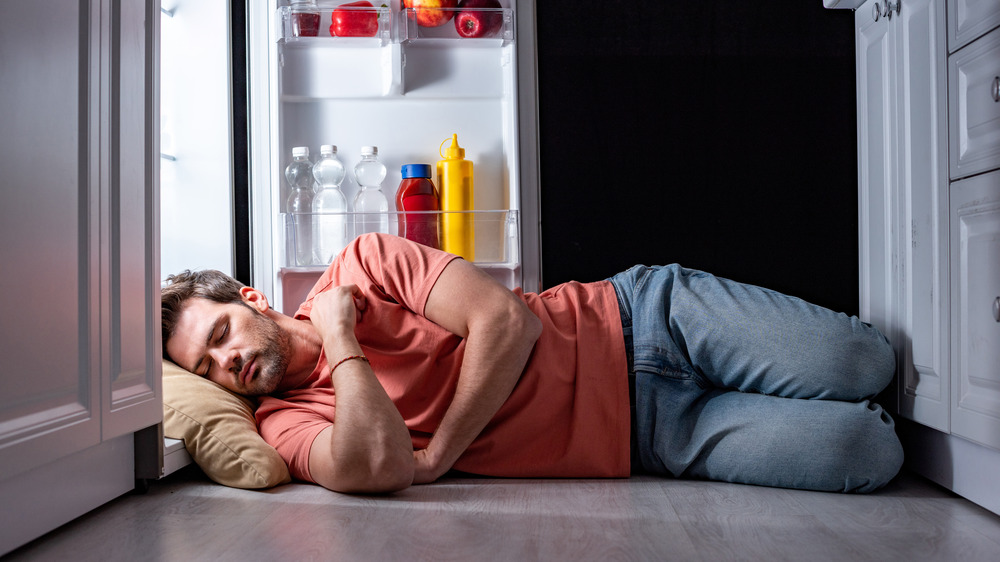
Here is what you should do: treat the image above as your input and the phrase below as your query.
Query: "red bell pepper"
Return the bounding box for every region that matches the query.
[331,1,379,37]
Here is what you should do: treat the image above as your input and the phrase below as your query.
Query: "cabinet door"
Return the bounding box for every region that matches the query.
[856,0,896,348]
[0,0,103,479]
[0,0,161,553]
[950,170,1000,451]
[895,0,950,432]
[102,0,162,438]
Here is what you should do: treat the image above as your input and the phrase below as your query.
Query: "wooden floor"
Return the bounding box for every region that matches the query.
[6,467,1000,561]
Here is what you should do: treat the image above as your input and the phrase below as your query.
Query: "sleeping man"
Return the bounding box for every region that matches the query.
[161,233,903,494]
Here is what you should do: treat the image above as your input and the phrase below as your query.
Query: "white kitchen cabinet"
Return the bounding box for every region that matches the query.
[947,0,1000,52]
[855,0,950,430]
[950,170,1000,451]
[0,0,162,554]
[948,26,1000,179]
[848,0,1000,514]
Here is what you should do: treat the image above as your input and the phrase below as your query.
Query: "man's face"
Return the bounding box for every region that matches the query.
[166,297,290,396]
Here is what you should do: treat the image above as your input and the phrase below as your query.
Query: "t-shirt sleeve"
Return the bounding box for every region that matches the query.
[255,394,335,483]
[295,233,459,320]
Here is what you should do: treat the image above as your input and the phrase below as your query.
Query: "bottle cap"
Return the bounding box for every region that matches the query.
[320,144,337,154]
[401,164,432,179]
[292,146,309,157]
[440,134,465,159]
[361,146,378,156]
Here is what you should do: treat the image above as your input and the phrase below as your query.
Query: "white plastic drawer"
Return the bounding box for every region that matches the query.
[948,0,1000,53]
[949,26,1000,180]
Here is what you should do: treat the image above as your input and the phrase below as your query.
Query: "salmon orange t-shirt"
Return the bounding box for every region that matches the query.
[255,233,630,482]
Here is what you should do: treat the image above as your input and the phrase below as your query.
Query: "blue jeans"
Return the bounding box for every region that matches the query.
[609,264,903,493]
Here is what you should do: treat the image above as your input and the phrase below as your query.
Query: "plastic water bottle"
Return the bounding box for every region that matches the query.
[285,146,314,266]
[311,144,348,264]
[352,146,389,236]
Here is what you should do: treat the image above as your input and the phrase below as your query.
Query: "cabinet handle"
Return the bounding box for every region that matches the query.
[994,297,1000,322]
[885,0,900,20]
[873,1,900,23]
[993,76,1000,103]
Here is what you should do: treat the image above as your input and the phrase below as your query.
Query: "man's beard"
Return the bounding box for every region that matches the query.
[235,311,290,396]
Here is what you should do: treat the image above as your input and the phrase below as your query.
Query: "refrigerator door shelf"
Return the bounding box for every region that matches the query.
[401,41,511,97]
[399,8,514,45]
[279,209,522,315]
[278,260,522,316]
[280,41,395,98]
[282,208,520,266]
[276,5,392,45]
[279,41,511,99]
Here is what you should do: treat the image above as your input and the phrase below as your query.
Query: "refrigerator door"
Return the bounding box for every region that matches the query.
[247,0,540,314]
[160,2,234,277]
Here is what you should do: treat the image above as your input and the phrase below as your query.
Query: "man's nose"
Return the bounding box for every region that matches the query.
[211,347,240,375]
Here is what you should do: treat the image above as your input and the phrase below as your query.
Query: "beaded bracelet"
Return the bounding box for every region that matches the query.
[331,354,369,373]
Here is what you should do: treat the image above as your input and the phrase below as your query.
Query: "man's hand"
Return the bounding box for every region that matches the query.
[308,284,366,337]
[412,448,448,484]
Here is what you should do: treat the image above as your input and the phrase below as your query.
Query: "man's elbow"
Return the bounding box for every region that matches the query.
[359,461,414,494]
[372,452,416,493]
[522,310,543,345]
[326,455,414,495]
[314,438,414,494]
[511,302,543,346]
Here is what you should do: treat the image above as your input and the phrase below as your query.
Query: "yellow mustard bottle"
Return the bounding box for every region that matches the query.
[437,134,474,261]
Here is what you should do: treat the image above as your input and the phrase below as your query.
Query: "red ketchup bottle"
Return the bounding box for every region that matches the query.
[396,164,441,249]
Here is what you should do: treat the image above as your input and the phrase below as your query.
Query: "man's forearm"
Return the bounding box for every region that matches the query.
[414,294,542,482]
[307,292,414,494]
[321,348,414,493]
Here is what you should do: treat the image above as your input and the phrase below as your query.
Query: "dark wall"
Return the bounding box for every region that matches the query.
[535,2,860,315]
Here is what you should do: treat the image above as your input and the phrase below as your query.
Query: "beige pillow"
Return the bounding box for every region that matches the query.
[162,360,291,488]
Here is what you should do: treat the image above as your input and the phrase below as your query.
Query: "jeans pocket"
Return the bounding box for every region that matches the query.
[633,343,702,385]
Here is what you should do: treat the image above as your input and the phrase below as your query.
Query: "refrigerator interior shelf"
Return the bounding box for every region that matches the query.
[282,208,520,266]
[277,259,523,316]
[276,7,514,98]
[278,208,522,313]
[399,8,514,45]
[275,5,514,46]
[279,39,395,97]
[277,5,393,45]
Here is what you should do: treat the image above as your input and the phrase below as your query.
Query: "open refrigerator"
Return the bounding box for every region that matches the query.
[245,0,541,315]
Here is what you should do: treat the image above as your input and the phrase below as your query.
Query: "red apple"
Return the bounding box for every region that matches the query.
[403,0,458,28]
[455,0,503,38]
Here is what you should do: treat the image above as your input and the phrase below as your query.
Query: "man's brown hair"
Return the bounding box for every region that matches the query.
[161,270,246,361]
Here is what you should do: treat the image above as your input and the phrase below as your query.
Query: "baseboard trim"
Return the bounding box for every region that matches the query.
[897,417,1000,515]
[0,434,135,556]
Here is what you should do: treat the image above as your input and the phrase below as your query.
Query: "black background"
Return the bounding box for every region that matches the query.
[534,2,859,315]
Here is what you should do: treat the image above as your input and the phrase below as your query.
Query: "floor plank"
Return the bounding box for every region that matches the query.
[5,468,1000,561]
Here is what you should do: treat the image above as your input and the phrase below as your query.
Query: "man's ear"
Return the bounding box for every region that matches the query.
[239,286,270,312]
